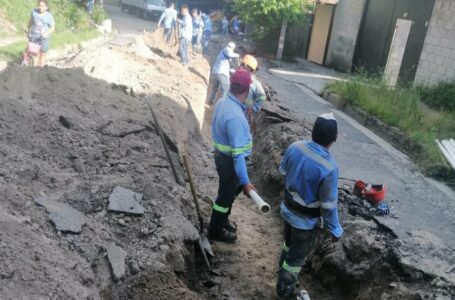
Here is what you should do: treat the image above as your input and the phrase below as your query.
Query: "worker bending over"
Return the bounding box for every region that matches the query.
[208,42,239,104]
[239,55,266,114]
[209,69,256,243]
[276,113,343,299]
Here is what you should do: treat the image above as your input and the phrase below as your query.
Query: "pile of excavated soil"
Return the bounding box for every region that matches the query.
[0,32,217,299]
[53,33,212,149]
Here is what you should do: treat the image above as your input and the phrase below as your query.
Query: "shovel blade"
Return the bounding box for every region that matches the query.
[200,235,214,257]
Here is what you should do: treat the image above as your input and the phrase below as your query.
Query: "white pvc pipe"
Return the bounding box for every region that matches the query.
[249,190,271,215]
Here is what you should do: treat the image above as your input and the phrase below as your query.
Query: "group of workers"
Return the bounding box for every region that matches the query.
[158,2,213,65]
[208,42,343,299]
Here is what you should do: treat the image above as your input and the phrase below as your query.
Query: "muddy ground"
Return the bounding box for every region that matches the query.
[1,30,454,300]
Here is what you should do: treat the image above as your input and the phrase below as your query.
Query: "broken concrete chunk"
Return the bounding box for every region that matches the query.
[108,186,144,215]
[34,194,87,233]
[106,243,127,281]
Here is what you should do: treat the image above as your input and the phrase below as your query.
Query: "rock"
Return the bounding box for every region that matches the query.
[159,244,169,252]
[59,116,72,129]
[106,243,127,281]
[166,250,185,273]
[108,186,144,215]
[34,194,87,233]
[72,158,85,173]
[130,260,140,274]
[118,219,126,226]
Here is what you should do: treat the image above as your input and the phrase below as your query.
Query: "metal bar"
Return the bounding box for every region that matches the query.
[183,154,204,230]
[145,97,183,185]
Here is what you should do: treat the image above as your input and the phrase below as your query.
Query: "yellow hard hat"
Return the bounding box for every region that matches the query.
[242,55,258,72]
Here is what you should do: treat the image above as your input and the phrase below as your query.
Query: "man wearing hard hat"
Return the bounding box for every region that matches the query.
[239,55,267,114]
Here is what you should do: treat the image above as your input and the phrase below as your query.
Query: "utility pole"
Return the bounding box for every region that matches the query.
[276,18,288,61]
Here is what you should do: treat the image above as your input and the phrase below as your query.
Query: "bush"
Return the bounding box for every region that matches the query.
[63,4,90,31]
[92,5,107,25]
[418,82,455,112]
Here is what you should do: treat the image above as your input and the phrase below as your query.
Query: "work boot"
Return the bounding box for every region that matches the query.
[224,219,237,233]
[208,210,237,243]
[208,227,237,243]
[276,289,310,300]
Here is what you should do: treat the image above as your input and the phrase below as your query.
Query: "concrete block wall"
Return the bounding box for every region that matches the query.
[415,0,455,86]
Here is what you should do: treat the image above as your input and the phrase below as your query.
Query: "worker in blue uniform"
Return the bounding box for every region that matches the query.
[209,69,256,243]
[276,113,344,299]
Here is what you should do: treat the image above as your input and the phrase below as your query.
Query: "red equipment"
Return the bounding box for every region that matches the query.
[353,180,387,205]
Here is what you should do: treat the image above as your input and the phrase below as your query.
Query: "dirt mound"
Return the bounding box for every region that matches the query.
[53,32,211,150]
[0,43,213,298]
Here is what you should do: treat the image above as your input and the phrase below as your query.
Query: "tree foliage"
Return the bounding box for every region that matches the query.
[233,0,313,40]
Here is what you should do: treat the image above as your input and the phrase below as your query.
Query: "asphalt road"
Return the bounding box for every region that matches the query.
[104,3,158,46]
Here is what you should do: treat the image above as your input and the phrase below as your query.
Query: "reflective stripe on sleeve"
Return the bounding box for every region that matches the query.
[321,200,338,210]
[282,260,301,273]
[213,203,229,214]
[213,142,253,156]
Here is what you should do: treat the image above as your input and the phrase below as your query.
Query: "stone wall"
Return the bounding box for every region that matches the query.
[414,0,455,86]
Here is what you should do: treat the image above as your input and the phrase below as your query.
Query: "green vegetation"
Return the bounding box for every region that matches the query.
[418,82,455,112]
[92,5,108,25]
[0,0,106,60]
[233,0,314,41]
[328,75,455,180]
[0,30,99,60]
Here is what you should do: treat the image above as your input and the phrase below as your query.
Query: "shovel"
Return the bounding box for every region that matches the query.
[182,154,214,268]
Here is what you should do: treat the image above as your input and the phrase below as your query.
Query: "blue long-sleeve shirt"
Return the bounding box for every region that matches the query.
[279,141,343,238]
[212,46,239,77]
[212,94,252,185]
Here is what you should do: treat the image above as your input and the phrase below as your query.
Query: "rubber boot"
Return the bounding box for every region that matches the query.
[225,208,237,233]
[208,210,237,243]
[276,268,299,299]
[224,219,237,233]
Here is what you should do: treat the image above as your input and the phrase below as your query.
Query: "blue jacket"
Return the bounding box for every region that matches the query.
[212,94,252,185]
[279,141,343,238]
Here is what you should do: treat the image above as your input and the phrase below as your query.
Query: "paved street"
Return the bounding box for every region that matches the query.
[104,3,158,46]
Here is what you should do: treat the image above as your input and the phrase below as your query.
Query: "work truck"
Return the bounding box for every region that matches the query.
[120,0,166,20]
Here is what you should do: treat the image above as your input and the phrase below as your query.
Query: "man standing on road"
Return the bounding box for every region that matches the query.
[158,2,177,43]
[177,4,192,66]
[239,55,266,114]
[276,113,343,299]
[208,42,239,104]
[209,69,256,243]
